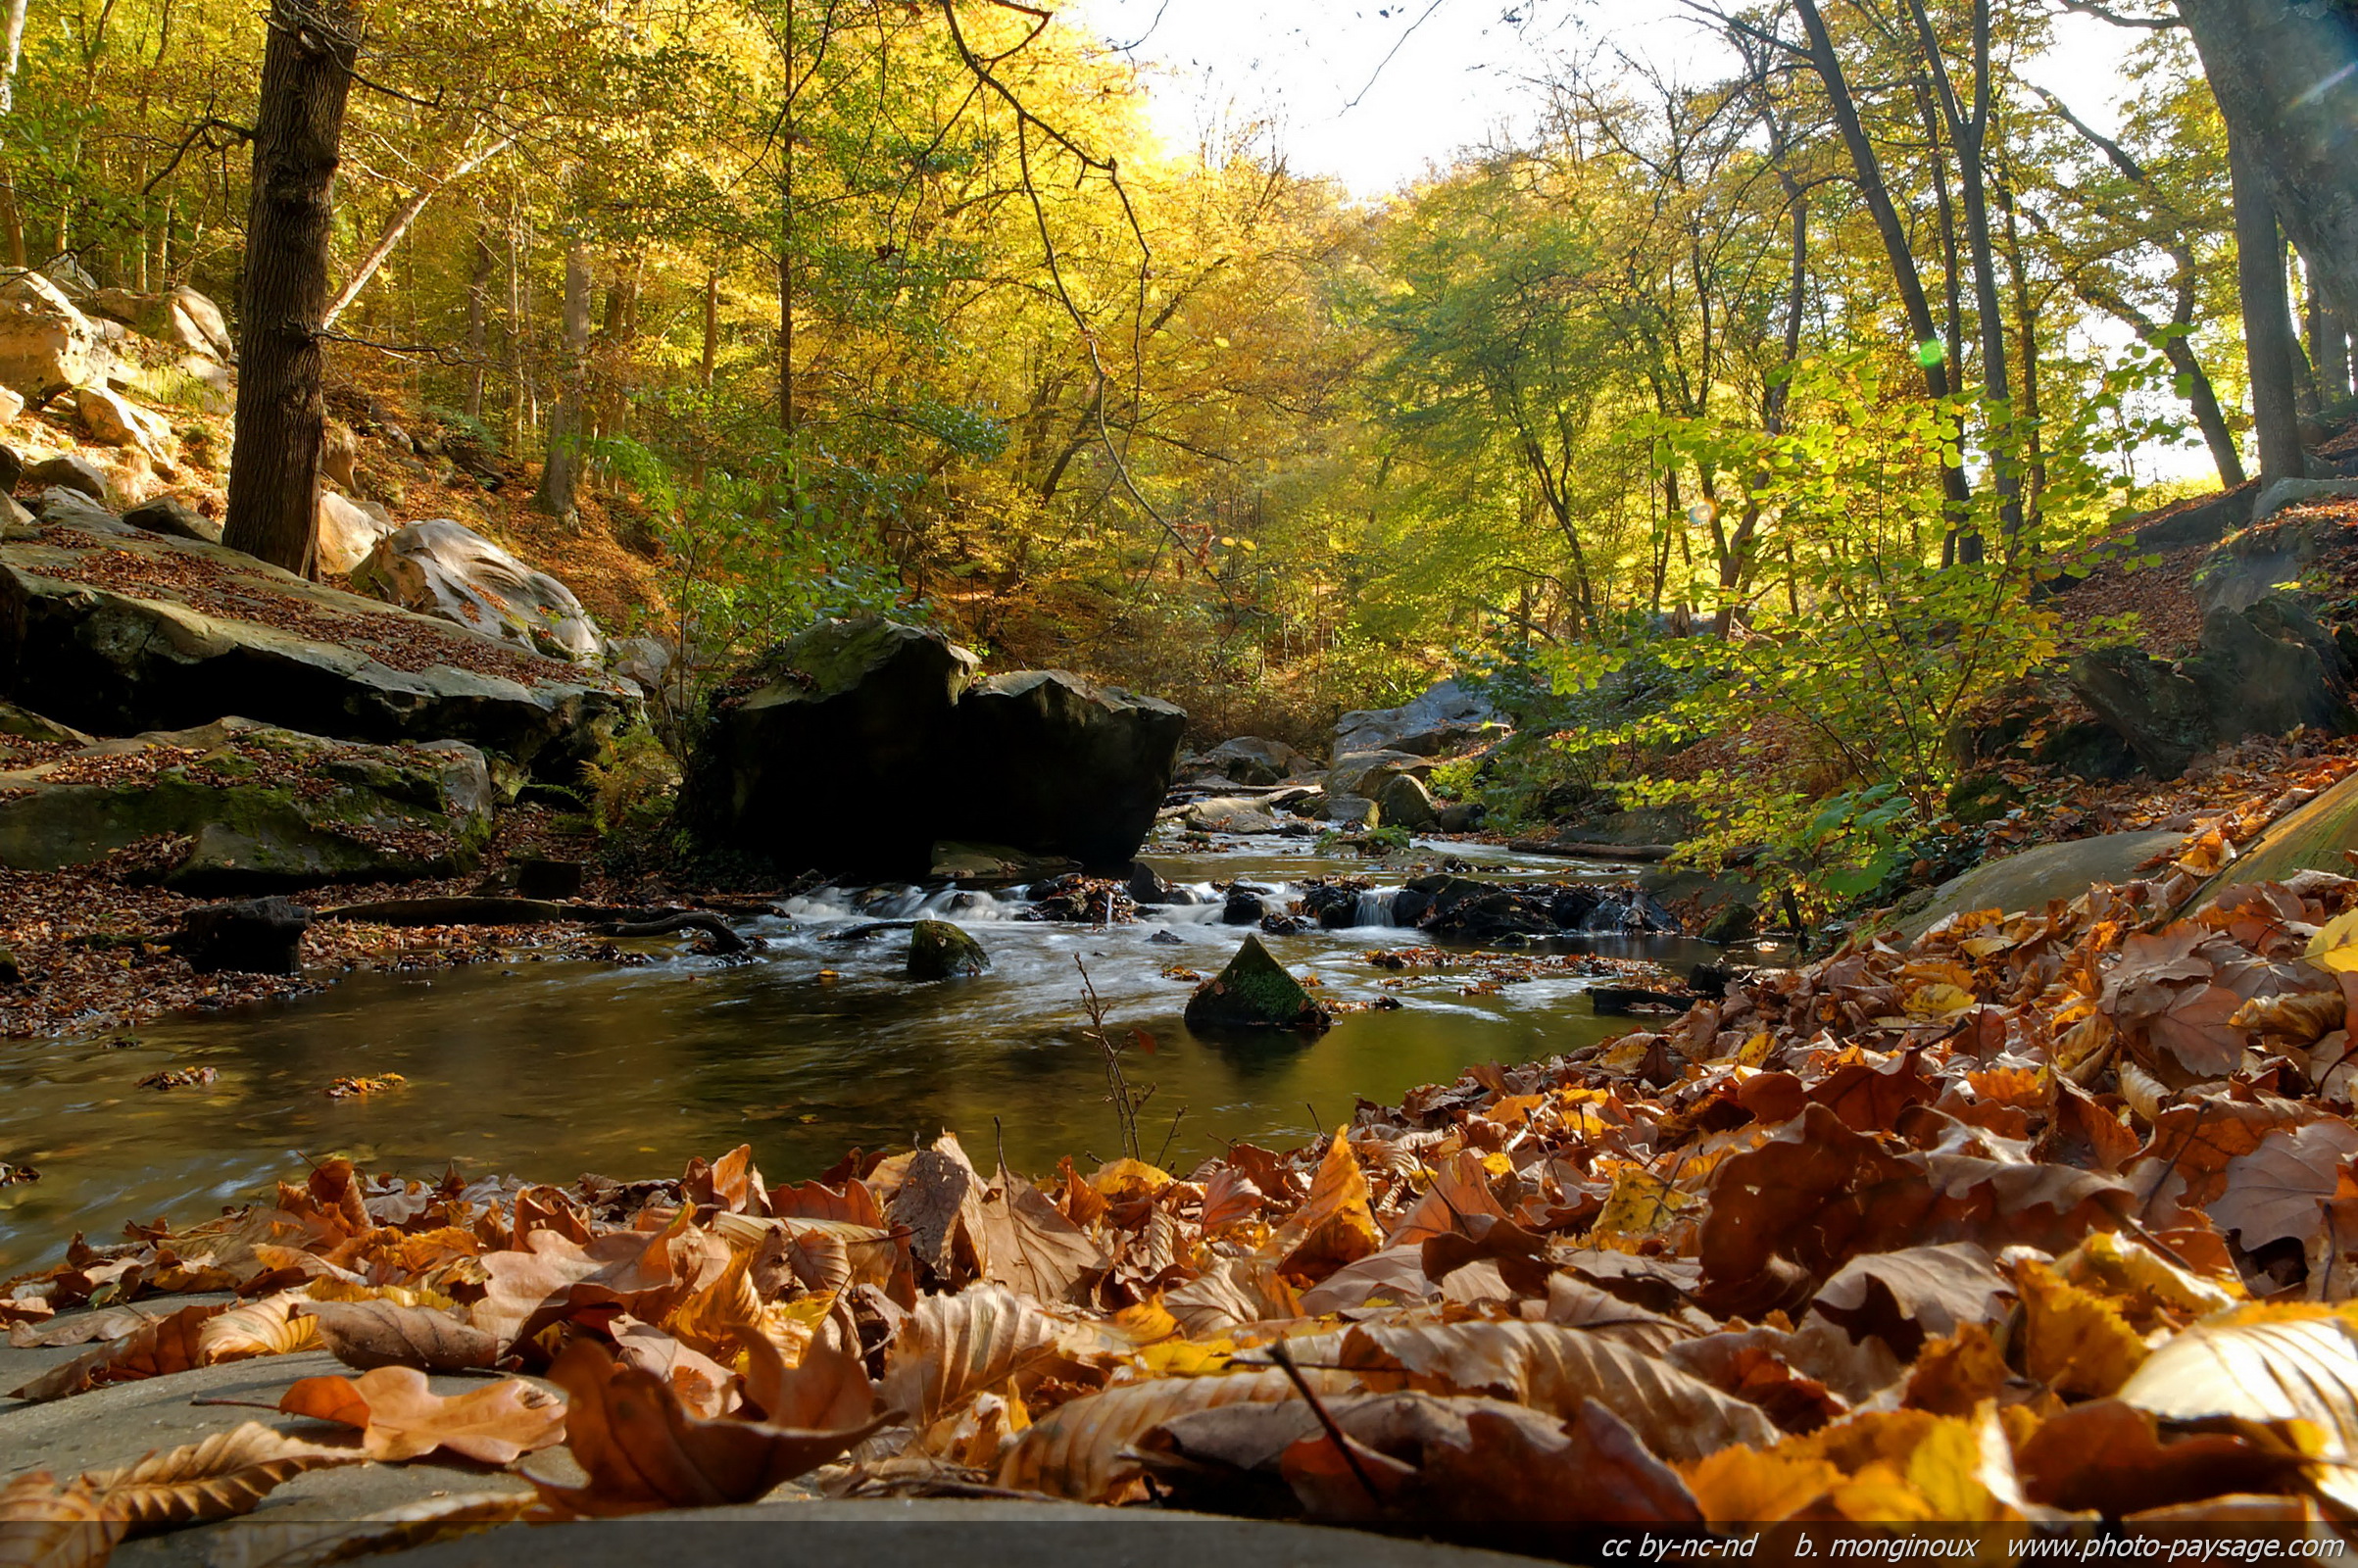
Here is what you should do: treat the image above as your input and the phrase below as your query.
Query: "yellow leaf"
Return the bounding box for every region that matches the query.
[198,1292,321,1364]
[2308,909,2358,971]
[1904,983,1977,1020]
[2118,1304,2358,1461]
[1679,1446,1842,1524]
[1592,1166,1700,1245]
[2013,1259,2152,1397]
[1262,1129,1381,1283]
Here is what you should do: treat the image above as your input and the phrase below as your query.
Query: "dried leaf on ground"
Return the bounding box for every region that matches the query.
[8,1301,226,1402]
[279,1367,565,1464]
[880,1283,1060,1428]
[2117,1306,2358,1460]
[297,1298,497,1373]
[532,1339,885,1517]
[198,1294,321,1363]
[997,1364,1355,1504]
[78,1422,352,1529]
[0,1471,125,1568]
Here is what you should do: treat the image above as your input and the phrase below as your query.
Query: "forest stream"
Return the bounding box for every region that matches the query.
[0,833,1756,1273]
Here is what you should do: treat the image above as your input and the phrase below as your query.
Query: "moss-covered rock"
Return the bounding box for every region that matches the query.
[0,716,494,891]
[907,919,989,980]
[1183,933,1332,1033]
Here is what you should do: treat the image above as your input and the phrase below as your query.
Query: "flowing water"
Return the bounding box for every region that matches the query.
[0,833,1761,1273]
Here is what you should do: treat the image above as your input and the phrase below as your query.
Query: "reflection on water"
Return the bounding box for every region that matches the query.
[0,834,1745,1272]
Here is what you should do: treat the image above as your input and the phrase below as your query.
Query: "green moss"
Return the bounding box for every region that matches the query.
[908,918,989,980]
[1183,933,1332,1033]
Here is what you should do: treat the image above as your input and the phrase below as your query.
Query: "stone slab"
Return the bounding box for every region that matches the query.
[1885,831,2185,942]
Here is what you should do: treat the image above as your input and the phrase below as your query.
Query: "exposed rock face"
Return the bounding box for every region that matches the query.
[1373,771,1439,831]
[85,285,233,364]
[0,514,636,774]
[121,497,220,546]
[174,897,312,976]
[907,918,989,980]
[315,492,394,576]
[948,670,1185,868]
[2068,595,2355,778]
[1334,678,1498,758]
[24,452,106,502]
[1326,750,1429,802]
[350,519,603,663]
[1181,735,1316,786]
[685,617,979,880]
[0,270,105,403]
[0,717,494,891]
[1182,796,1279,836]
[74,385,174,463]
[688,621,1188,879]
[0,388,23,427]
[1182,932,1332,1033]
[1886,832,2185,943]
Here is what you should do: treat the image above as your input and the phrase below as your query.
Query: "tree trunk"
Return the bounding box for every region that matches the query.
[2231,125,2305,487]
[1790,0,1974,537]
[322,129,514,330]
[532,232,593,521]
[0,0,28,117]
[222,0,361,575]
[2181,0,2358,338]
[464,225,491,419]
[701,269,718,390]
[2311,284,2352,403]
[1906,0,2020,545]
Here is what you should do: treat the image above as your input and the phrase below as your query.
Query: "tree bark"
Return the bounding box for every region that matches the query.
[700,269,719,390]
[532,231,592,520]
[2181,0,2358,338]
[1790,0,1975,535]
[464,224,491,419]
[0,0,29,117]
[2308,283,2351,403]
[2231,124,2305,486]
[222,0,361,575]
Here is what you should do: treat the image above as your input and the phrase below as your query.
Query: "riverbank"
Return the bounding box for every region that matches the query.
[5,827,2356,1545]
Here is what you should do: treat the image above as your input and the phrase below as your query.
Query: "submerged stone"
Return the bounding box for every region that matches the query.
[174,896,311,975]
[908,918,989,980]
[1183,932,1332,1033]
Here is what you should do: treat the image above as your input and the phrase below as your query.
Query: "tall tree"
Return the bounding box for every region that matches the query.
[533,228,593,520]
[223,0,363,574]
[2229,124,2303,487]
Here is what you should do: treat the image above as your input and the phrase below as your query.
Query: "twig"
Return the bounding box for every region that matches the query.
[1154,1104,1187,1169]
[1266,1341,1386,1507]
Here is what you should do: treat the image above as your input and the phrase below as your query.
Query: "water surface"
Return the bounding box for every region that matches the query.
[0,833,1747,1272]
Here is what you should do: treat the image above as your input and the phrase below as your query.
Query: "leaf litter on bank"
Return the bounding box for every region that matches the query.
[25,855,2358,1547]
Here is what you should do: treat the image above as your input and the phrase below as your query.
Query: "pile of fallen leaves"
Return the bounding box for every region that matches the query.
[19,857,2358,1551]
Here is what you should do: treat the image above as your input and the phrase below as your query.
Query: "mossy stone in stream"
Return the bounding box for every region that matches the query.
[1184,932,1332,1033]
[907,918,989,980]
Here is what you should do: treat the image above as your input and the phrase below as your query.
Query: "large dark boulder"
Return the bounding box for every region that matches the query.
[948,670,1185,869]
[2068,594,2355,779]
[0,514,635,774]
[683,616,978,879]
[174,896,312,975]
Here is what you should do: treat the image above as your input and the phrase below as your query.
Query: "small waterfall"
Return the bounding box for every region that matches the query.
[1353,887,1399,927]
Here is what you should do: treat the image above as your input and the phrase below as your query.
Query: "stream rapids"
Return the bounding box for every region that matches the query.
[0,831,1765,1272]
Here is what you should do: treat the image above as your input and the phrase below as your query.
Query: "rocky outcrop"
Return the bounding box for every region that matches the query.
[686,619,1187,879]
[1334,678,1499,758]
[173,897,311,975]
[685,617,979,879]
[949,671,1185,868]
[1180,736,1316,786]
[1326,750,1429,801]
[0,513,636,774]
[350,519,603,663]
[0,270,105,404]
[1372,771,1439,831]
[1388,875,1681,941]
[24,452,106,502]
[907,918,989,980]
[2068,595,2355,778]
[315,492,394,575]
[74,385,174,464]
[0,716,494,891]
[1183,933,1332,1033]
[122,496,221,546]
[86,285,233,364]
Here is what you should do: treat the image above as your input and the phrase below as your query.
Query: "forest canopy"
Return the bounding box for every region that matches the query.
[1,0,2345,894]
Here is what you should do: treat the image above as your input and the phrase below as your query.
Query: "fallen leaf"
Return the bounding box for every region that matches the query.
[0,1471,124,1568]
[531,1338,884,1516]
[78,1422,352,1528]
[297,1298,497,1373]
[279,1367,565,1464]
[199,1293,321,1363]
